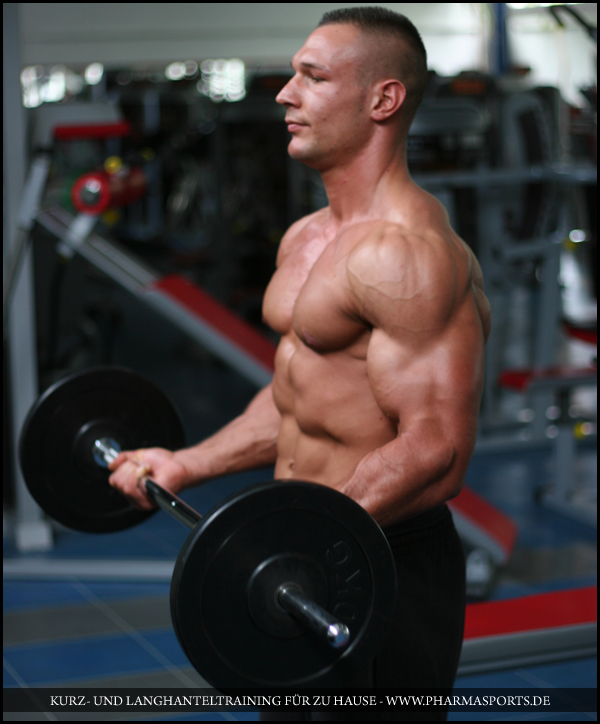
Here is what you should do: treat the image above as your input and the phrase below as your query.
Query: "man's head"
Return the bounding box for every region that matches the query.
[276,6,427,170]
[318,7,428,125]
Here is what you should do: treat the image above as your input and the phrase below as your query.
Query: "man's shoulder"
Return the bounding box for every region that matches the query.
[344,221,471,332]
[347,220,465,282]
[346,184,463,261]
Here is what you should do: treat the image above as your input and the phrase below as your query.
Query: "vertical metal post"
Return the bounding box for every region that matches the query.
[530,234,563,438]
[534,243,563,370]
[477,186,507,428]
[490,3,510,77]
[3,3,52,550]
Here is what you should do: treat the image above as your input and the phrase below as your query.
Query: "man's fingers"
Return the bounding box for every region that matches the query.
[107,451,131,470]
[108,459,156,510]
[135,463,152,480]
[108,450,146,471]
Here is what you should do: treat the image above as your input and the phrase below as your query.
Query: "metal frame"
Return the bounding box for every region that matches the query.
[3,4,52,552]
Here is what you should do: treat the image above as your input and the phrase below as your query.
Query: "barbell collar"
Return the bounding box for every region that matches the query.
[94,439,201,529]
[277,584,351,650]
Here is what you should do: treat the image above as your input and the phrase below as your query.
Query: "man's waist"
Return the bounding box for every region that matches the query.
[382,504,450,539]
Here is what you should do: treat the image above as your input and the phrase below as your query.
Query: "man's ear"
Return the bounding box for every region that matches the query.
[370,79,406,122]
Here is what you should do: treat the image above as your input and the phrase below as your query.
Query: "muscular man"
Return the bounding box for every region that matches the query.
[109,6,490,712]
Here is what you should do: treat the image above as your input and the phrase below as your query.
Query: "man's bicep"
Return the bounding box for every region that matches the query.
[367,329,448,426]
[366,324,479,437]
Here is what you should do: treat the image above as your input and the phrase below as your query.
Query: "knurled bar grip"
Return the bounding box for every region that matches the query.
[94,438,351,649]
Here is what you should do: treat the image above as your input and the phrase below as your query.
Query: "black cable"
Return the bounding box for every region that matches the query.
[550,4,597,43]
[548,6,565,30]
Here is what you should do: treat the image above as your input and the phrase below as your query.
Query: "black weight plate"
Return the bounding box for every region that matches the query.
[171,480,397,688]
[19,367,186,532]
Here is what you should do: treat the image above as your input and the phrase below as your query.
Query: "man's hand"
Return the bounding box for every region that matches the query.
[107,384,279,511]
[108,448,192,510]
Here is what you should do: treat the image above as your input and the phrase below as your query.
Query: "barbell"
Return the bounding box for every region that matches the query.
[19,366,397,689]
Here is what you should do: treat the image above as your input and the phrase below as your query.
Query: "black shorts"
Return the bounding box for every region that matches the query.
[260,504,466,721]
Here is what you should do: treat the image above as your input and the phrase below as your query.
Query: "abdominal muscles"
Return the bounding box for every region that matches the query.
[272,336,396,485]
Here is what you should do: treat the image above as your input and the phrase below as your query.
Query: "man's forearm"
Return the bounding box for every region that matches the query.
[174,384,281,488]
[338,422,460,527]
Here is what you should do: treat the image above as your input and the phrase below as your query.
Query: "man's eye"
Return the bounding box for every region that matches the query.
[310,76,324,83]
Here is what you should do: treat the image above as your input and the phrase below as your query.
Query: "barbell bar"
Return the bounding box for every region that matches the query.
[19,366,397,688]
[92,437,351,649]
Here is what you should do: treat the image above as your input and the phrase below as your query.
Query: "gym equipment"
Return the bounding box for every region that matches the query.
[36,205,275,387]
[71,165,147,215]
[500,365,597,527]
[460,585,597,675]
[171,479,395,687]
[19,366,397,688]
[19,367,185,532]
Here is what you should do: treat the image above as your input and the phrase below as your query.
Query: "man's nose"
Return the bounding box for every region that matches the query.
[276,76,298,107]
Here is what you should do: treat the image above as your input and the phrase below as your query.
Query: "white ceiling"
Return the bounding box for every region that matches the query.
[17,3,487,68]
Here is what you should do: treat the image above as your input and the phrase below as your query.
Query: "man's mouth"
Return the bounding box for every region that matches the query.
[286,121,306,132]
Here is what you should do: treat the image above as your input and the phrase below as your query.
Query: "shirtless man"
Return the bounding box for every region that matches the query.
[109,6,490,709]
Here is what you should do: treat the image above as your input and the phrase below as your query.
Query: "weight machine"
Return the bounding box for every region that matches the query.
[409,74,597,529]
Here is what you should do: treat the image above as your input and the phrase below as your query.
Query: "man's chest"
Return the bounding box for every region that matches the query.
[263,238,368,353]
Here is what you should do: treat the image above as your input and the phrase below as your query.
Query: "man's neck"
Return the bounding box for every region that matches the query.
[319,140,412,229]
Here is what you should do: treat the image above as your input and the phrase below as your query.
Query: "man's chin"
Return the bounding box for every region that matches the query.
[287,141,327,170]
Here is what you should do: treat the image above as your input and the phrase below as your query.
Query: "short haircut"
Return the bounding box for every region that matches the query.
[318,6,428,127]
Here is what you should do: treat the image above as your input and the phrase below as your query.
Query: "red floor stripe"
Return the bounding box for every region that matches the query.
[464,586,597,639]
[150,274,276,370]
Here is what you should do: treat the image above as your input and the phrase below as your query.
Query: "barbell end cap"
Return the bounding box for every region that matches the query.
[327,622,350,649]
[93,437,121,467]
